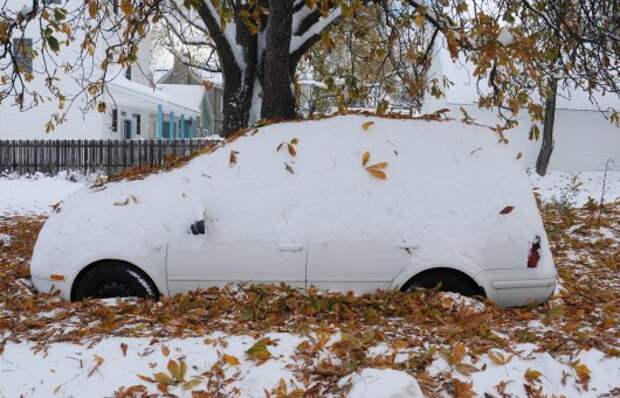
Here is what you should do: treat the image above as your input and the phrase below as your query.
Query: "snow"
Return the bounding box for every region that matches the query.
[341,368,424,398]
[0,173,87,216]
[290,8,342,54]
[530,170,620,206]
[497,27,515,46]
[0,233,11,245]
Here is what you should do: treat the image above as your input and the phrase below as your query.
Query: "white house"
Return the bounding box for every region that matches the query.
[0,0,202,140]
[433,48,620,173]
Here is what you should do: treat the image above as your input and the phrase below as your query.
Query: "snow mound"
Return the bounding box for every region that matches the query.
[341,368,424,398]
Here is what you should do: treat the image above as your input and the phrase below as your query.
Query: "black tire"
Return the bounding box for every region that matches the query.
[403,269,484,298]
[72,262,158,301]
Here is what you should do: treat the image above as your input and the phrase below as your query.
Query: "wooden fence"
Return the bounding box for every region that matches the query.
[0,139,217,176]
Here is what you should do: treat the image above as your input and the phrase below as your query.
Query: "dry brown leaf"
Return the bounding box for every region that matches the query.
[87,355,104,378]
[362,121,375,130]
[229,150,239,167]
[285,162,295,174]
[161,345,170,357]
[120,342,128,357]
[287,143,297,157]
[223,354,240,366]
[362,151,370,167]
[366,168,387,180]
[499,206,515,215]
[524,368,542,382]
[367,162,388,169]
[453,379,474,398]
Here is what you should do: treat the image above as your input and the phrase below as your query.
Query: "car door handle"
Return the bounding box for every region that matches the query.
[190,220,205,235]
[278,245,304,252]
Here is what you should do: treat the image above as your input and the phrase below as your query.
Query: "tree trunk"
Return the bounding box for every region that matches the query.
[535,79,557,176]
[261,0,296,120]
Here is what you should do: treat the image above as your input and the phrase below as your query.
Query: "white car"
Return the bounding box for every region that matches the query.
[30,115,556,307]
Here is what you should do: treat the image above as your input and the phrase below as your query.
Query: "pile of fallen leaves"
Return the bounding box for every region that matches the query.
[1,200,619,397]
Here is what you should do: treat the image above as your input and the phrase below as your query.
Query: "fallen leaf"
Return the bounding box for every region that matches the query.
[120,342,128,357]
[367,162,388,169]
[288,143,297,157]
[453,378,474,398]
[229,150,239,167]
[285,162,295,174]
[524,368,542,382]
[87,355,104,378]
[366,168,387,180]
[161,345,170,357]
[362,151,370,167]
[499,206,515,215]
[362,121,375,130]
[182,378,202,390]
[246,338,272,361]
[154,371,175,386]
[223,354,240,366]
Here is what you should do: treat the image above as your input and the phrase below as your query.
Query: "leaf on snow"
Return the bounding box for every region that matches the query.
[246,338,272,361]
[366,168,387,180]
[223,354,241,366]
[499,206,515,215]
[362,121,375,130]
[524,368,542,382]
[285,162,295,174]
[229,150,239,167]
[362,151,370,167]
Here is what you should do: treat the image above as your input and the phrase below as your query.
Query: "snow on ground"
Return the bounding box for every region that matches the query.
[0,173,88,216]
[530,170,620,207]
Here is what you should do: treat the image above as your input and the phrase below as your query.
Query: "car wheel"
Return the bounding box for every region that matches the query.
[403,269,484,298]
[72,262,158,301]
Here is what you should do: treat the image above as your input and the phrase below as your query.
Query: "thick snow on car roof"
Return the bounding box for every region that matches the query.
[34,115,545,279]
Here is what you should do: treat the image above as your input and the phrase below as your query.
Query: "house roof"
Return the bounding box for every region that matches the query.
[157,84,208,110]
[107,75,201,115]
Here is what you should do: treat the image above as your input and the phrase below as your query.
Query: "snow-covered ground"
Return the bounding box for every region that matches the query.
[531,170,620,207]
[0,173,89,216]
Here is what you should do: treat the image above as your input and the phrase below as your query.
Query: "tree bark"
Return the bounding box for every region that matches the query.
[261,0,296,120]
[535,79,557,176]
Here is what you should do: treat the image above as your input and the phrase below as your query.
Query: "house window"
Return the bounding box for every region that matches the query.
[133,114,141,135]
[125,66,131,80]
[111,109,118,132]
[13,38,33,73]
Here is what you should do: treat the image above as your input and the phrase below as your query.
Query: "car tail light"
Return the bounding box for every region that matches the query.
[528,236,541,268]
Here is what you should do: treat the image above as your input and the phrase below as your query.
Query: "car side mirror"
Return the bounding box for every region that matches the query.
[190,219,206,235]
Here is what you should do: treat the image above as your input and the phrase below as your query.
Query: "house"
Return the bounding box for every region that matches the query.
[0,0,201,140]
[155,56,225,136]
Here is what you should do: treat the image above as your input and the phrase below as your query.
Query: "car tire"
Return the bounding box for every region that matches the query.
[403,269,484,298]
[72,262,158,301]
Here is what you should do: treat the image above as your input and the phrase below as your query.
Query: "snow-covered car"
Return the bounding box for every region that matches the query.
[30,115,556,307]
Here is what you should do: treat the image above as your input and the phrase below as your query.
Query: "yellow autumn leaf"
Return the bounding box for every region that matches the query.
[362,121,375,130]
[362,151,370,167]
[366,168,387,180]
[154,371,175,386]
[367,162,388,170]
[246,338,271,361]
[488,351,513,366]
[167,359,182,382]
[290,138,299,145]
[121,0,133,15]
[524,368,542,382]
[223,354,240,366]
[572,362,591,382]
[449,343,466,365]
[182,378,201,390]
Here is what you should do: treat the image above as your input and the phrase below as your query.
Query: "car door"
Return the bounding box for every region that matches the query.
[307,236,413,294]
[165,210,307,295]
